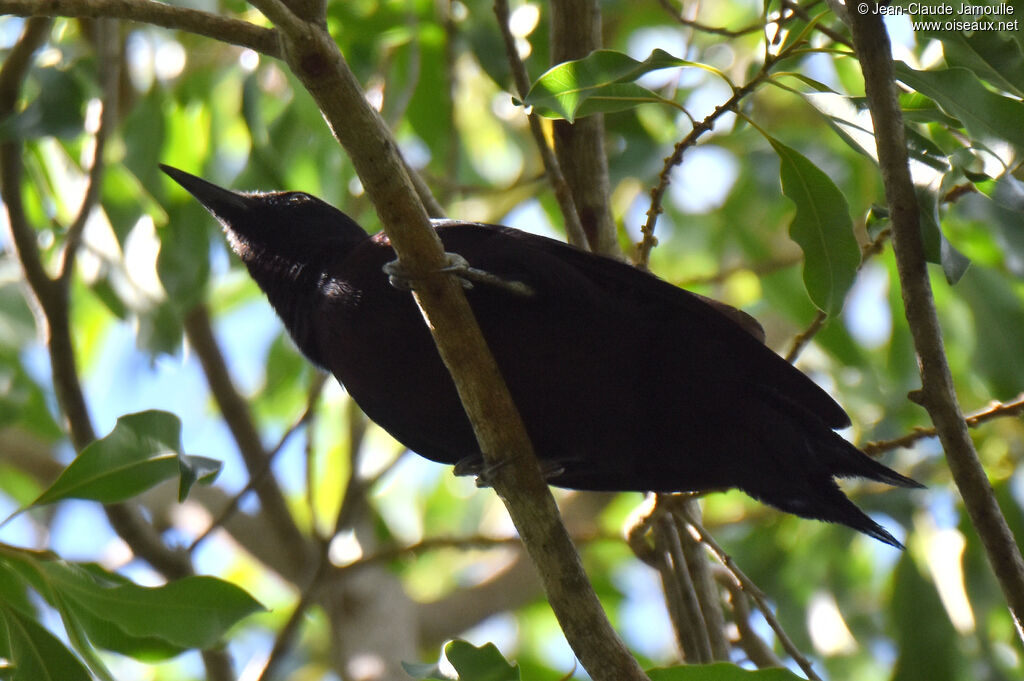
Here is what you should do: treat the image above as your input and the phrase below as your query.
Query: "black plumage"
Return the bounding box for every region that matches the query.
[160,164,921,548]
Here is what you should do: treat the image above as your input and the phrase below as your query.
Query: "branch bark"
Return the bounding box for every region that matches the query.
[183,305,315,576]
[847,3,1024,645]
[261,10,647,680]
[0,19,233,680]
[548,0,622,257]
[493,0,588,249]
[0,0,282,57]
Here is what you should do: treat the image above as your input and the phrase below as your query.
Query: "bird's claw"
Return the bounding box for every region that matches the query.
[383,253,534,297]
[454,454,565,488]
[383,254,474,291]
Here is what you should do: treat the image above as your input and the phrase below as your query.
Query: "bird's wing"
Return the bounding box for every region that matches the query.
[434,221,851,430]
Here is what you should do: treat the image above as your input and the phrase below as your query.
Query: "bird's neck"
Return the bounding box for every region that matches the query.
[245,253,328,368]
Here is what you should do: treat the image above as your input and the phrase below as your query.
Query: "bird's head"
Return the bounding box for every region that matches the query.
[159,164,368,271]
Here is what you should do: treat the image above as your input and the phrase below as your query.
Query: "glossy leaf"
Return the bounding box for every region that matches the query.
[918,29,1024,97]
[894,64,1024,148]
[0,605,91,681]
[23,410,220,509]
[954,266,1024,400]
[41,562,264,651]
[916,188,971,285]
[769,137,860,315]
[523,49,700,121]
[444,640,519,681]
[648,664,804,680]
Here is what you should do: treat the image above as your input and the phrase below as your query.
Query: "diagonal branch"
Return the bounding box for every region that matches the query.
[681,508,823,681]
[183,304,314,574]
[0,0,282,57]
[268,14,648,680]
[547,0,622,257]
[864,393,1024,456]
[59,18,119,286]
[848,3,1024,644]
[492,0,588,249]
[0,19,234,680]
[637,70,770,268]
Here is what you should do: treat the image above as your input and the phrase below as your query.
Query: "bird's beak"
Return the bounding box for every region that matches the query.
[159,164,252,220]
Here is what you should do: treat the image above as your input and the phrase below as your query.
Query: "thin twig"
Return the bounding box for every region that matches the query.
[637,2,844,268]
[784,310,826,363]
[189,374,326,554]
[58,18,119,285]
[676,252,803,288]
[257,545,330,681]
[786,218,892,362]
[681,509,824,681]
[654,512,713,662]
[848,5,1024,642]
[492,0,589,249]
[673,505,730,661]
[715,568,784,669]
[863,393,1024,457]
[183,305,313,571]
[637,69,773,268]
[0,0,282,57]
[655,0,767,37]
[781,0,852,48]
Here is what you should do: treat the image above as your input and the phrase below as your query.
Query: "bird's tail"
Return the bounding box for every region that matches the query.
[826,434,924,489]
[746,478,906,548]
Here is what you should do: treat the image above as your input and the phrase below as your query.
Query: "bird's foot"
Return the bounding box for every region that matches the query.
[454,454,564,488]
[383,254,534,296]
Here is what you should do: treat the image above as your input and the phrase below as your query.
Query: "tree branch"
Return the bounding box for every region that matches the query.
[267,13,648,680]
[674,505,730,661]
[848,3,1024,644]
[637,70,768,268]
[682,508,823,681]
[655,0,767,37]
[183,304,314,575]
[58,18,118,285]
[716,570,784,668]
[863,393,1024,456]
[548,0,622,257]
[0,20,233,680]
[0,0,282,58]
[492,0,588,249]
[654,512,713,662]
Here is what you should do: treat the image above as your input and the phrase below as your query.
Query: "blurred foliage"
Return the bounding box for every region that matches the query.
[0,1,1023,680]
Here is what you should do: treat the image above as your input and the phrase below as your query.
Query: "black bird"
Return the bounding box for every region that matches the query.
[160,164,921,548]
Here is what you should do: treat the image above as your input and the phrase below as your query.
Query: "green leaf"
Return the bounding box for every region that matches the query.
[917,28,1024,97]
[0,605,91,681]
[523,49,702,121]
[177,454,222,502]
[443,640,519,681]
[0,67,88,141]
[768,137,860,315]
[158,202,212,312]
[41,562,264,651]
[893,64,1024,149]
[135,300,184,358]
[22,410,220,509]
[648,663,805,680]
[915,187,971,285]
[954,266,1024,400]
[890,553,961,681]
